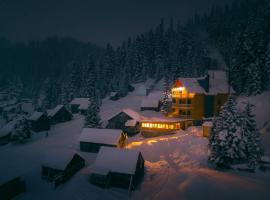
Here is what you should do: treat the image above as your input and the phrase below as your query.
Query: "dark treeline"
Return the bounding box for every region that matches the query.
[0,0,269,110]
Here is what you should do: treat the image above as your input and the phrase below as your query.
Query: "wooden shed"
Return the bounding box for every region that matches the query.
[47,105,72,124]
[79,128,127,153]
[0,176,26,200]
[106,109,141,130]
[42,152,85,188]
[90,146,144,190]
[69,98,90,114]
[140,91,162,112]
[28,112,50,132]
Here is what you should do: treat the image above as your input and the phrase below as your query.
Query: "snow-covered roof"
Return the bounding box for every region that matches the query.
[141,91,162,108]
[177,70,231,94]
[70,98,90,110]
[108,109,141,122]
[178,78,205,93]
[29,112,44,121]
[79,128,122,145]
[92,146,141,175]
[125,119,137,127]
[47,105,65,117]
[208,70,230,94]
[43,150,82,171]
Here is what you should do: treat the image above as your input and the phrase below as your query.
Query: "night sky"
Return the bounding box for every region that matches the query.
[0,0,234,46]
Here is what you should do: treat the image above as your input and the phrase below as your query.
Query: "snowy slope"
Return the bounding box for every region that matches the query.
[238,92,270,153]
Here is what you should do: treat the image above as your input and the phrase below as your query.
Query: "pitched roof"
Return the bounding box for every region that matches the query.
[92,146,141,175]
[79,128,122,145]
[69,98,90,110]
[28,112,44,121]
[47,105,68,117]
[177,70,231,94]
[108,109,141,122]
[141,91,162,108]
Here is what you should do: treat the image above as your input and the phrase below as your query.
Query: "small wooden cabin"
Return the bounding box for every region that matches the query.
[42,153,85,188]
[79,128,127,153]
[69,98,90,114]
[140,91,162,112]
[47,105,72,124]
[28,112,50,132]
[90,147,144,190]
[106,109,141,130]
[0,176,26,200]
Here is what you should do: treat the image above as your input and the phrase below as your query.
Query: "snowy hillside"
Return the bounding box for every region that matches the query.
[238,92,270,153]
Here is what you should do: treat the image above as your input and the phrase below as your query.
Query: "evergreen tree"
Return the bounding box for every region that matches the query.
[161,73,171,114]
[209,96,246,168]
[84,96,102,128]
[242,102,262,170]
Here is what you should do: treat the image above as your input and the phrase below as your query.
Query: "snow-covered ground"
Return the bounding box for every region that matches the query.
[1,86,270,200]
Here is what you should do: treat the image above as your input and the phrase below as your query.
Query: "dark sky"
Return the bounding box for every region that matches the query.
[0,0,234,47]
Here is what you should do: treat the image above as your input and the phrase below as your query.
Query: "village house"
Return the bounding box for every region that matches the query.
[140,91,162,112]
[47,105,72,124]
[69,98,90,114]
[169,70,231,125]
[28,112,50,132]
[41,152,85,188]
[106,109,141,131]
[90,146,144,190]
[79,128,127,153]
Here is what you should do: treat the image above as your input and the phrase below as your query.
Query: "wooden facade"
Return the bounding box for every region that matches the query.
[42,153,85,188]
[29,113,50,132]
[47,105,73,124]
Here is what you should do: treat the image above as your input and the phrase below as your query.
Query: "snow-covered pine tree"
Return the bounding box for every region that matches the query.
[242,102,262,170]
[84,95,101,128]
[209,96,246,168]
[161,73,171,115]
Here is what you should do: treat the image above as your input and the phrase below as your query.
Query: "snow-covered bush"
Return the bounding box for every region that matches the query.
[11,117,31,143]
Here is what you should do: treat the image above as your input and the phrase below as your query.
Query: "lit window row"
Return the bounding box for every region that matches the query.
[141,123,180,130]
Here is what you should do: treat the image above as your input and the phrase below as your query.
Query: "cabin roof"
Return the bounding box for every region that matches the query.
[108,108,141,122]
[79,128,122,145]
[29,112,44,121]
[92,146,141,175]
[47,105,68,117]
[141,91,162,108]
[69,98,90,110]
[43,150,82,171]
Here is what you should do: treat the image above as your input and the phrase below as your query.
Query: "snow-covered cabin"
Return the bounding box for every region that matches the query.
[106,109,141,131]
[69,98,90,114]
[42,152,85,188]
[136,79,155,96]
[79,128,127,153]
[170,70,232,125]
[28,112,50,132]
[47,105,72,124]
[90,146,144,189]
[140,91,162,112]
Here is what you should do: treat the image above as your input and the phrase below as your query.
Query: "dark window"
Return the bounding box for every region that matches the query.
[187,110,191,116]
[172,98,176,104]
[187,99,192,104]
